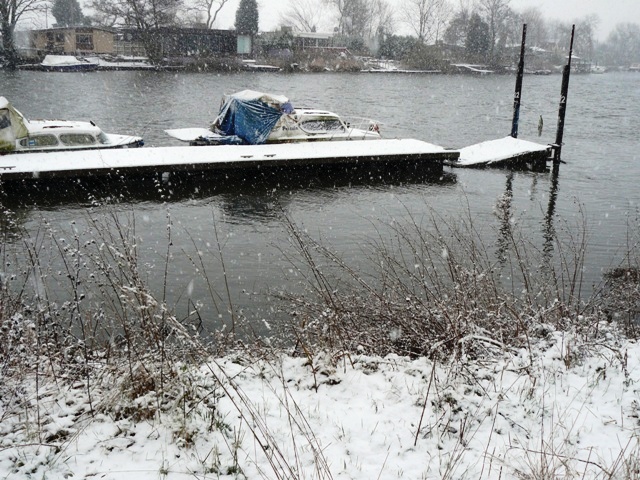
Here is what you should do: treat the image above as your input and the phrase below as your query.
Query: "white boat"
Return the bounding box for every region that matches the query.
[40,54,99,72]
[166,90,381,146]
[0,97,144,154]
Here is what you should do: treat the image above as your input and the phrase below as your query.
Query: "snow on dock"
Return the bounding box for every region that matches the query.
[451,63,494,75]
[446,136,551,168]
[0,139,456,181]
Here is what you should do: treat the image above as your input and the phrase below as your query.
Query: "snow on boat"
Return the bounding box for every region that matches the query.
[39,55,99,72]
[0,97,144,154]
[166,90,381,146]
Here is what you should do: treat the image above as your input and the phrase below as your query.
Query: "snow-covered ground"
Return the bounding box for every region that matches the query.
[1,324,639,479]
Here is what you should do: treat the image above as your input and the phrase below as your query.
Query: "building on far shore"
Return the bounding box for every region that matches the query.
[117,27,241,58]
[19,26,244,60]
[29,27,116,56]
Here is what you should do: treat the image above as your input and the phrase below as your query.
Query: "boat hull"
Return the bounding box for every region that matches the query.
[165,127,380,145]
[5,139,144,155]
[40,64,99,72]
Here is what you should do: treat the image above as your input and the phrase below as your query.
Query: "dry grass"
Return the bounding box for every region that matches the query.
[275,202,640,361]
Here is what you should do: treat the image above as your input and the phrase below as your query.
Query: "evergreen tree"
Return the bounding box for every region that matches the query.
[52,0,86,27]
[235,0,259,34]
[444,9,471,47]
[465,13,490,60]
[378,34,416,60]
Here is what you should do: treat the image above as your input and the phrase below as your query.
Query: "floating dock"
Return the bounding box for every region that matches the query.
[445,136,551,169]
[0,139,457,181]
[450,63,494,75]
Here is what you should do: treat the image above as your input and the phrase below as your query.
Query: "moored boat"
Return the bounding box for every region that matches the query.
[0,97,143,154]
[166,90,381,146]
[22,54,100,72]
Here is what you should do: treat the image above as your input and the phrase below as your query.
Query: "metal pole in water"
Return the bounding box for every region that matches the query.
[511,24,527,138]
[553,24,575,164]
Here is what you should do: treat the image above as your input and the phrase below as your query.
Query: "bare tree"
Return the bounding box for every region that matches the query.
[520,7,546,48]
[327,0,370,37]
[402,0,450,43]
[89,2,120,26]
[604,22,640,67]
[477,0,510,59]
[0,0,46,69]
[280,0,326,32]
[547,15,599,61]
[433,0,452,42]
[495,6,519,53]
[546,19,568,46]
[90,0,183,63]
[183,0,229,29]
[574,14,599,60]
[367,0,396,38]
[443,1,471,46]
[325,0,394,38]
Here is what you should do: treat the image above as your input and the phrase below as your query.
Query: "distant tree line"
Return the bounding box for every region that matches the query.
[598,23,640,67]
[280,0,640,68]
[2,0,640,69]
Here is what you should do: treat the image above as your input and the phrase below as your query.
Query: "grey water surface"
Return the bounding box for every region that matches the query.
[1,70,638,333]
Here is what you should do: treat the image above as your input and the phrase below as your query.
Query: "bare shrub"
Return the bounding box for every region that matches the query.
[0,205,334,479]
[277,202,638,361]
[596,213,640,338]
[0,208,241,418]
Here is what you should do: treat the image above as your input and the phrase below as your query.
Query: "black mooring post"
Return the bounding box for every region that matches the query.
[511,24,527,138]
[553,25,575,164]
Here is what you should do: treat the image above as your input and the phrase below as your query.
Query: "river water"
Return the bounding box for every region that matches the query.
[1,70,638,332]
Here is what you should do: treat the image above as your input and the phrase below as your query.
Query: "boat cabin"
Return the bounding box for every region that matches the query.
[1,96,143,153]
[17,121,112,150]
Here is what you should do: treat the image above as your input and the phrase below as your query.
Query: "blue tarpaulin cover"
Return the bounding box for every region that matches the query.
[213,90,291,145]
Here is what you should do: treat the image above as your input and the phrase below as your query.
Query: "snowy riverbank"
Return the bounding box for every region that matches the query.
[1,324,639,479]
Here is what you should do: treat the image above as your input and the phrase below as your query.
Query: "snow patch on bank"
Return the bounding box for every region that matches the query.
[1,329,639,479]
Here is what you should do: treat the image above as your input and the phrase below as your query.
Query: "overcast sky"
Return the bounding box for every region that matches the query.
[213,0,640,42]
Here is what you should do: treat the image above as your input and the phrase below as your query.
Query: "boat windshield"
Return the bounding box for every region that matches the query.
[97,132,110,144]
[19,135,59,148]
[299,119,345,133]
[60,133,97,146]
